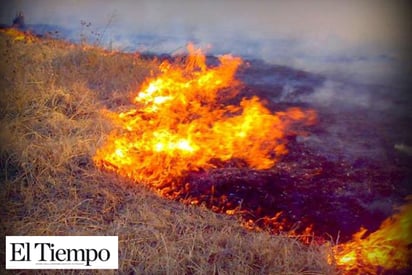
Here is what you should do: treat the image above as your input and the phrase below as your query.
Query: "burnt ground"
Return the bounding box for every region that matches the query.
[161,58,412,243]
[179,137,411,243]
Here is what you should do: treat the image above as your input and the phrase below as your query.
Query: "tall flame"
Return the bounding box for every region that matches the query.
[333,198,412,273]
[93,44,315,186]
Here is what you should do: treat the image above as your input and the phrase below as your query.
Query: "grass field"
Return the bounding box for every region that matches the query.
[0,29,337,274]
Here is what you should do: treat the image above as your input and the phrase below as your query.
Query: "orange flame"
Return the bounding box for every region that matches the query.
[93,43,411,274]
[93,44,315,186]
[333,198,412,273]
[1,28,36,43]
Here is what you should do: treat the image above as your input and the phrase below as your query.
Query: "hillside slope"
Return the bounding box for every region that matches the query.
[0,29,335,274]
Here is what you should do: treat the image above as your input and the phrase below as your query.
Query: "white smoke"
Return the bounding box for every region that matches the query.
[0,0,410,87]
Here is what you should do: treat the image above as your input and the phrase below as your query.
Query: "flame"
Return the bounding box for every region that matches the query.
[93,44,315,186]
[1,28,36,43]
[93,44,411,273]
[333,198,412,273]
[93,43,411,274]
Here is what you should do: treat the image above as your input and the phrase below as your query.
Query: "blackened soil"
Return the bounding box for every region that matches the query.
[178,137,411,242]
[167,59,412,242]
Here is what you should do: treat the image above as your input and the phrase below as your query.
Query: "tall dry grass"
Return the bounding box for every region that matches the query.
[0,30,337,274]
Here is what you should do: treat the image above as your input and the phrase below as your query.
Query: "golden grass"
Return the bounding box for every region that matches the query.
[0,30,337,274]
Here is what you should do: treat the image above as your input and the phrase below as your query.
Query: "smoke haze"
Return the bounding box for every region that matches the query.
[1,0,411,86]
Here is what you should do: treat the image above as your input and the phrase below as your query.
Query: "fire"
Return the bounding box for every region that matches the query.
[333,198,412,273]
[1,28,36,43]
[93,44,315,186]
[93,43,411,273]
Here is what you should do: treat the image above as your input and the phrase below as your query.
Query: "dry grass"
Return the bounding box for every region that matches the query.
[0,30,337,274]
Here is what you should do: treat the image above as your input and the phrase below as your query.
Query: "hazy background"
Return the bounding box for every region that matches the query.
[1,0,411,87]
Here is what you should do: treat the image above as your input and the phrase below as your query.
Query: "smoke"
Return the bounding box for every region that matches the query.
[1,0,410,88]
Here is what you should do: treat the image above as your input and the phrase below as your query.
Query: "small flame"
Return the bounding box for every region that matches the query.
[1,28,36,43]
[333,198,412,273]
[94,43,315,185]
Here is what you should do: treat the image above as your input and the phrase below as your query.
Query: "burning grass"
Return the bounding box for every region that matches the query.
[93,43,316,186]
[333,199,412,273]
[0,29,337,274]
[91,40,412,273]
